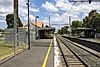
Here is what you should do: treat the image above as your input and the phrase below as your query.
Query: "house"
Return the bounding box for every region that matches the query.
[23,21,44,28]
[23,21,55,39]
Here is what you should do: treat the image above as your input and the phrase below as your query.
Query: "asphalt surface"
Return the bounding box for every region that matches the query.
[0,39,53,67]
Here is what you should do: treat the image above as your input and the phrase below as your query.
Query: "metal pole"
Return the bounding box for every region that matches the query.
[27,0,30,50]
[14,14,17,55]
[14,0,18,55]
[36,17,37,39]
[49,16,50,27]
[35,17,37,39]
[59,25,60,30]
[69,16,71,36]
[35,16,39,39]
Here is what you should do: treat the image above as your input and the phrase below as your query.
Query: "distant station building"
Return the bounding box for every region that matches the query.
[23,21,55,39]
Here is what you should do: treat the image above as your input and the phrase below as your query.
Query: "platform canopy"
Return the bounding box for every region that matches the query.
[37,27,55,31]
[73,28,96,31]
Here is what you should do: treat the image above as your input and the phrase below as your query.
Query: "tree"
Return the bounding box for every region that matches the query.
[82,10,100,32]
[58,30,62,34]
[71,20,82,28]
[45,25,49,28]
[83,16,89,27]
[49,28,55,34]
[71,20,82,35]
[60,26,69,34]
[6,14,23,28]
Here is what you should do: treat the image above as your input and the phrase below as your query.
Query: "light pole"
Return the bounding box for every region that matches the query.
[27,0,30,50]
[35,16,39,39]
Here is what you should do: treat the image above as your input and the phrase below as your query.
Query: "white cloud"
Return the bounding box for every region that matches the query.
[0,0,13,23]
[0,0,100,29]
[29,15,35,21]
[30,7,39,12]
[42,1,58,12]
[55,0,72,11]
[41,1,100,30]
[18,0,39,23]
[54,0,100,27]
[51,14,61,23]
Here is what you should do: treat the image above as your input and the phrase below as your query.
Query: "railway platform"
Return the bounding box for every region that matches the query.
[63,35,100,44]
[0,39,54,67]
[79,38,100,43]
[0,35,100,67]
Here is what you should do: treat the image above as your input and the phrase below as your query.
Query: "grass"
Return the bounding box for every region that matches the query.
[0,40,27,60]
[0,40,13,58]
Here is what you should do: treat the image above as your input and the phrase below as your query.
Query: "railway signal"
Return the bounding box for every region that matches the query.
[69,0,91,4]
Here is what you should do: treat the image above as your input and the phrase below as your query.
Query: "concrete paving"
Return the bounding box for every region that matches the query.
[0,39,53,67]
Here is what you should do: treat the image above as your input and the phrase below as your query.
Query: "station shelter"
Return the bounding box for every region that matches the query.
[73,28,96,38]
[37,27,55,39]
[23,21,55,39]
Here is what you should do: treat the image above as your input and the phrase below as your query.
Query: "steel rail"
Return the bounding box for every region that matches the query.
[56,35,100,67]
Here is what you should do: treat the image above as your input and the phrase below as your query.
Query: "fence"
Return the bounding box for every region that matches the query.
[0,28,36,62]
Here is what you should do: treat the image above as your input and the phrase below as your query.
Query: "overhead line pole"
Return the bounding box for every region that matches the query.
[14,0,18,55]
[35,16,39,40]
[27,0,30,50]
[69,16,71,36]
[49,16,51,27]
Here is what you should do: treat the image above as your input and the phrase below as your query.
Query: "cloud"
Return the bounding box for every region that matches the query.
[50,13,61,23]
[41,1,58,12]
[29,15,35,21]
[0,0,13,23]
[53,0,100,27]
[55,0,72,11]
[30,7,39,12]
[0,0,100,29]
[18,0,39,23]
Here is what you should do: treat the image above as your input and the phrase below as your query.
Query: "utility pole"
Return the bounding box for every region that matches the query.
[14,0,18,54]
[69,16,71,36]
[35,16,39,39]
[49,16,51,27]
[59,25,60,30]
[27,0,30,50]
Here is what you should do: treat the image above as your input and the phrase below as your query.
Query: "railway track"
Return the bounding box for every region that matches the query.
[56,35,100,67]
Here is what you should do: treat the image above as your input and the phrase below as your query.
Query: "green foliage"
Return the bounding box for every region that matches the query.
[82,10,100,30]
[71,20,82,35]
[47,28,55,34]
[45,25,49,28]
[58,30,62,34]
[71,20,82,28]
[6,14,23,28]
[49,28,55,34]
[59,26,69,34]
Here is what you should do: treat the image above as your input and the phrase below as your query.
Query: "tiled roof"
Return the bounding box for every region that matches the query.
[23,21,44,28]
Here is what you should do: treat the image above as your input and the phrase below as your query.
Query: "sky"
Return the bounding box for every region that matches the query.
[0,0,100,31]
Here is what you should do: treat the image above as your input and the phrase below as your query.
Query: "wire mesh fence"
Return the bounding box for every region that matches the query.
[0,27,31,62]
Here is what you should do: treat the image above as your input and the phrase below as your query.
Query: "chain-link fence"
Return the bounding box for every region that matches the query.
[0,28,29,62]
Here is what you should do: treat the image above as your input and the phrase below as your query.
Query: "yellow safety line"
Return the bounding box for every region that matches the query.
[42,40,53,67]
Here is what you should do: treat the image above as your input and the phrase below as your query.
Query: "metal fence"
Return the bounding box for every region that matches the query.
[0,27,36,62]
